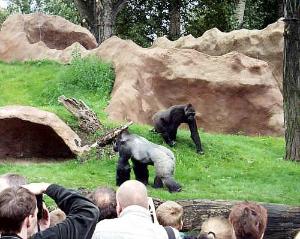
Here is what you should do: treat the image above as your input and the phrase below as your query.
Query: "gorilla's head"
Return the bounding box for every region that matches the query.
[184,103,196,122]
[113,130,130,152]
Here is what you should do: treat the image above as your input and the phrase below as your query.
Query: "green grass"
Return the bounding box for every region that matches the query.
[0,60,299,205]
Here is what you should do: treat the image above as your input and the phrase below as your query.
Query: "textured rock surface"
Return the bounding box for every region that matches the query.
[0,14,284,136]
[0,13,95,62]
[152,19,284,91]
[95,37,283,136]
[0,106,88,158]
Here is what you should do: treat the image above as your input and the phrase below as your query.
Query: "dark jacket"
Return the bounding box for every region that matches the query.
[32,184,99,239]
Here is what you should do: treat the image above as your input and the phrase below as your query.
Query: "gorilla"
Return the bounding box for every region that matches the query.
[113,130,181,193]
[152,103,204,154]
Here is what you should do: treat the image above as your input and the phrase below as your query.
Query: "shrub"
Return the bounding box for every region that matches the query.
[59,55,115,96]
[42,55,115,105]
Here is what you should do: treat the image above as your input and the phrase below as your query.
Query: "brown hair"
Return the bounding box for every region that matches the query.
[49,208,66,226]
[156,201,183,229]
[229,202,267,239]
[0,187,36,233]
[87,187,117,221]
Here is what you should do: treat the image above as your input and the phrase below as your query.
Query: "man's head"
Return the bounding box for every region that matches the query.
[0,173,27,192]
[87,187,117,221]
[116,180,148,215]
[229,202,267,239]
[0,173,50,233]
[0,187,37,237]
[199,216,236,239]
[49,209,66,227]
[156,201,183,230]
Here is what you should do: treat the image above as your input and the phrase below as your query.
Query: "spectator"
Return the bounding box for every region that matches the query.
[0,182,99,239]
[156,201,183,239]
[87,186,117,221]
[92,180,172,239]
[198,216,235,239]
[49,209,66,227]
[0,173,50,232]
[229,202,267,239]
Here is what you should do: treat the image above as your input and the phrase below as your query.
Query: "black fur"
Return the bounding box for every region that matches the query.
[132,160,149,185]
[152,103,204,154]
[153,176,163,188]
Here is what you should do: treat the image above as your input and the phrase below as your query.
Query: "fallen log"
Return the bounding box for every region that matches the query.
[88,121,133,149]
[96,121,133,147]
[153,199,300,239]
[58,95,102,133]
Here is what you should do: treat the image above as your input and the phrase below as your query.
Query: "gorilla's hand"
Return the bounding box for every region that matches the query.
[197,149,204,155]
[168,140,176,147]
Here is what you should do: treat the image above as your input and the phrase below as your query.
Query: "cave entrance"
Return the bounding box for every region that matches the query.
[0,118,75,159]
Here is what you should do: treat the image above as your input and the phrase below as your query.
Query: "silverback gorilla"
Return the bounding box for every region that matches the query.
[152,104,204,154]
[113,130,181,193]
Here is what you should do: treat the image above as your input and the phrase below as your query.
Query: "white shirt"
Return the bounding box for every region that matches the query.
[92,205,179,239]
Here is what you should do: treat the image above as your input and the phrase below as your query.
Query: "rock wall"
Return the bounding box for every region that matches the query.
[95,37,283,136]
[0,13,94,62]
[0,14,284,136]
[152,19,284,91]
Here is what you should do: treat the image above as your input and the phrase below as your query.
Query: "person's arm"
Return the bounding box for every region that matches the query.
[25,183,99,239]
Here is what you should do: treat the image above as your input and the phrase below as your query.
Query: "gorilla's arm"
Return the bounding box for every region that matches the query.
[116,151,131,186]
[188,119,204,154]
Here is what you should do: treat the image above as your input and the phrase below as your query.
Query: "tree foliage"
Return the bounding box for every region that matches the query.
[6,0,80,24]
[0,8,9,27]
[4,0,281,46]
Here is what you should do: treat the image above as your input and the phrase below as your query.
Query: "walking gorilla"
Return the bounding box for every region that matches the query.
[152,103,204,154]
[113,130,181,193]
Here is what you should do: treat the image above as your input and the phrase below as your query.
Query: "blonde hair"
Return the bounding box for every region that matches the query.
[295,231,300,239]
[156,201,183,229]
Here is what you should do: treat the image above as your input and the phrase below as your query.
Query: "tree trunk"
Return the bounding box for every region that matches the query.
[234,0,246,29]
[277,0,283,18]
[58,95,102,133]
[74,0,127,43]
[153,199,300,239]
[74,0,96,38]
[97,0,113,43]
[283,0,300,161]
[169,0,181,40]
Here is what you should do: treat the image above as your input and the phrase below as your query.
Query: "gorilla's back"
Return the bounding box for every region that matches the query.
[126,134,175,167]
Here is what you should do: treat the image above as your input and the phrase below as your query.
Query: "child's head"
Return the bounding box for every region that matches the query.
[156,201,183,230]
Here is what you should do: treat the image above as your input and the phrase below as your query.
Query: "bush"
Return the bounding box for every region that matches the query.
[42,55,115,105]
[59,55,115,96]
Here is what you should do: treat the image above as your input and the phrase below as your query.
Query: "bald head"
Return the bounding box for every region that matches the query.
[116,180,148,209]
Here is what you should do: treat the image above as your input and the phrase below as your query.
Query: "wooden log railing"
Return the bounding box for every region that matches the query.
[153,199,300,239]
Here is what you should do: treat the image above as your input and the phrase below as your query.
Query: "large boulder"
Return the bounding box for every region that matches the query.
[152,19,284,91]
[95,37,283,136]
[0,13,95,62]
[0,106,88,159]
[0,14,284,136]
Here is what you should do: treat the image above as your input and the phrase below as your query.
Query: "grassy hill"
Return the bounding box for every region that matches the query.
[0,59,299,205]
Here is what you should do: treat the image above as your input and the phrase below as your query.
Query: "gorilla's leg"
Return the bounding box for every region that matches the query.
[153,176,163,188]
[132,160,149,185]
[116,154,131,186]
[162,177,182,193]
